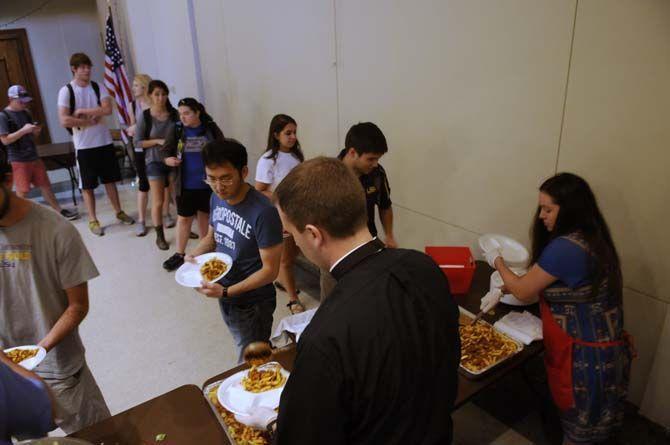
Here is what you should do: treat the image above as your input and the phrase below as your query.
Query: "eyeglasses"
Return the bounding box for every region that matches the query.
[204,177,235,186]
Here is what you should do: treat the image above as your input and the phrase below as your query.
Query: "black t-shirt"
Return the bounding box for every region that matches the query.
[338,149,392,237]
[0,109,37,162]
[275,242,461,444]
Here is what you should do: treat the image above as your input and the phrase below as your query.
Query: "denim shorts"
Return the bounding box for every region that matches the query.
[219,295,276,363]
[145,161,171,181]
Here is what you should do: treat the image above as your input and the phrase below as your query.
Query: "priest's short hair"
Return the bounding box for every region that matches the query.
[274,156,367,238]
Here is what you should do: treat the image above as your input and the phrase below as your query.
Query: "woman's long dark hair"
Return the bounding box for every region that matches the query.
[265,114,304,162]
[147,80,177,120]
[177,97,215,124]
[531,173,622,299]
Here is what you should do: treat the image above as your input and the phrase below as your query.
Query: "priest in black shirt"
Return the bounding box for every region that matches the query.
[271,156,461,444]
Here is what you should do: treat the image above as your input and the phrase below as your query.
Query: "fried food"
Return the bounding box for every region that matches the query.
[207,384,271,445]
[241,363,286,393]
[6,348,38,364]
[200,258,228,281]
[459,318,518,373]
[459,313,472,325]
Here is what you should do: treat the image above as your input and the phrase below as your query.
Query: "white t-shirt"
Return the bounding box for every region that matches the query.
[255,150,301,191]
[57,81,113,150]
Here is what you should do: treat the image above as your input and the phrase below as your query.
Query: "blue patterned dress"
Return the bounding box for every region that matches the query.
[538,234,632,443]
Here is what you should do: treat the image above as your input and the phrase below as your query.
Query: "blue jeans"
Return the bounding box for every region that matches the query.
[219,296,276,363]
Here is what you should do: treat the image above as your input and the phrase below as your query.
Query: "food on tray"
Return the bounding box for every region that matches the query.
[459,318,518,373]
[6,348,39,364]
[459,313,472,325]
[200,258,228,281]
[241,362,286,393]
[207,385,271,445]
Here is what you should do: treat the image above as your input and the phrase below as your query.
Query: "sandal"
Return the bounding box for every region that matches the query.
[274,281,301,295]
[287,300,306,315]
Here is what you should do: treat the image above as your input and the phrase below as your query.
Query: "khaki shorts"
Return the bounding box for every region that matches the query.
[40,361,111,434]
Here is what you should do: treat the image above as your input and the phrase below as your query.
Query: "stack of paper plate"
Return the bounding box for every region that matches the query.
[478,234,529,269]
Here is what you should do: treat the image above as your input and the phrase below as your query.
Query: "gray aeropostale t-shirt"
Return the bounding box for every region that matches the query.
[0,108,38,162]
[134,111,175,165]
[0,204,99,378]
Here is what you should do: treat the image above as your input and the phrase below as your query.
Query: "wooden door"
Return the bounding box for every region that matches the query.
[0,28,51,144]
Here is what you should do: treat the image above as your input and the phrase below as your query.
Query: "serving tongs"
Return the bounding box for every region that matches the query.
[469,310,486,326]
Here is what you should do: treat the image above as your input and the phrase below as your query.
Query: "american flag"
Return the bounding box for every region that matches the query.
[103,10,132,142]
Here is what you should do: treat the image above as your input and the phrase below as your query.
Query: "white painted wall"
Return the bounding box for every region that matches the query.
[194,0,339,173]
[100,0,669,423]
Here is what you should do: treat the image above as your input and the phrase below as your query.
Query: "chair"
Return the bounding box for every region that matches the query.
[110,128,136,177]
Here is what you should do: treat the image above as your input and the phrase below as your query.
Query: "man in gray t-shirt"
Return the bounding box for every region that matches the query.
[0,85,78,220]
[0,153,110,433]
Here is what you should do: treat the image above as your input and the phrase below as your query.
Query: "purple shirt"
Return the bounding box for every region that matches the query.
[0,363,54,443]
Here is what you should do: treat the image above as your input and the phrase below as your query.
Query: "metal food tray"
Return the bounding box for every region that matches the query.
[458,306,524,380]
[203,379,272,445]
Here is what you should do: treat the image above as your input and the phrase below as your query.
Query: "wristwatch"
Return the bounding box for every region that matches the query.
[221,286,228,298]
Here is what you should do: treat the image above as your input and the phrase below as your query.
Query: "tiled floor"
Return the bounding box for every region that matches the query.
[34,181,669,444]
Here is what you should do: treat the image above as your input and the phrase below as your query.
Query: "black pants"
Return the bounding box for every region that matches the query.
[132,150,150,192]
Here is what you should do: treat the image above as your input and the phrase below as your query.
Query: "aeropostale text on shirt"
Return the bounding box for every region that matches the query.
[212,207,252,240]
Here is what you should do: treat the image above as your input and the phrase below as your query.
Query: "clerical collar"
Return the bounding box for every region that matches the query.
[330,238,386,280]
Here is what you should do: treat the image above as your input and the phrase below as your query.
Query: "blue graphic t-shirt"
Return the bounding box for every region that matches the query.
[210,187,283,304]
[182,125,209,190]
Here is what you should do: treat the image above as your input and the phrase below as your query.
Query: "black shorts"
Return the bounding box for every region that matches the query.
[132,150,150,192]
[177,188,211,217]
[76,144,121,190]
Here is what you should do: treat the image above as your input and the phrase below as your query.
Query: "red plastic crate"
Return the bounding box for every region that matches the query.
[424,246,476,295]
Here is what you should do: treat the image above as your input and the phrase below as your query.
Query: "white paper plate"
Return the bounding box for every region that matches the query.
[217,362,290,416]
[478,234,529,268]
[175,252,233,288]
[3,345,47,371]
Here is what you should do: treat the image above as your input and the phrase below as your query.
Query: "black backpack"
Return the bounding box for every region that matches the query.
[64,81,101,135]
[0,109,32,151]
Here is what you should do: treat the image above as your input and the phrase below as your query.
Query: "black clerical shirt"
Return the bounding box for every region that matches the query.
[275,240,461,444]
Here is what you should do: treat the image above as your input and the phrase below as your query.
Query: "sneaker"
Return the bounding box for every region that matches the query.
[116,211,135,225]
[88,220,104,236]
[60,208,79,220]
[163,253,184,271]
[135,222,148,237]
[164,213,176,229]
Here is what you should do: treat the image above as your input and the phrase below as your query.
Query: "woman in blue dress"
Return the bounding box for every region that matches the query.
[484,173,633,444]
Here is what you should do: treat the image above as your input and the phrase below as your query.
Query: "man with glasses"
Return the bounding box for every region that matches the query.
[186,139,282,362]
